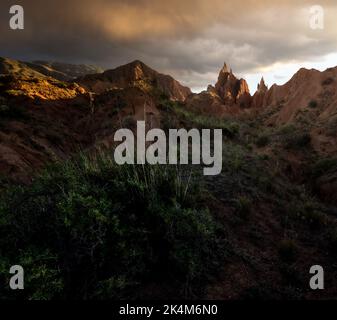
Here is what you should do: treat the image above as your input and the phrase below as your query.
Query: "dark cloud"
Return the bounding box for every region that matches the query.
[0,0,336,90]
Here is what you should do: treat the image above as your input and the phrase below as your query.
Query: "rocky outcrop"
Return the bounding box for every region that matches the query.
[236,79,252,108]
[185,89,227,116]
[251,77,268,108]
[78,60,192,102]
[186,62,252,113]
[214,62,251,108]
[261,67,337,125]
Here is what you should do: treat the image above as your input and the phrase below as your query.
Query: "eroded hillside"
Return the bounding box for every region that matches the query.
[1,58,337,300]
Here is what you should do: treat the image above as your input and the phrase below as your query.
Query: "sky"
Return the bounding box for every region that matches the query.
[0,0,337,93]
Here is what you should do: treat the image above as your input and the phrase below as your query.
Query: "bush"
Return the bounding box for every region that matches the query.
[255,135,270,148]
[284,132,311,150]
[277,124,296,136]
[0,153,226,300]
[308,100,318,109]
[158,97,240,139]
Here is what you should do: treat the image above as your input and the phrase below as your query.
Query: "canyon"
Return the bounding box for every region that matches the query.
[1,56,337,299]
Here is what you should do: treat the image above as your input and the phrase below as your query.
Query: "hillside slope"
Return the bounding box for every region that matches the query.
[78,60,192,101]
[1,58,337,300]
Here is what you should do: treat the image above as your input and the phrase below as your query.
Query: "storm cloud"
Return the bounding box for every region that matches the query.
[1,0,336,91]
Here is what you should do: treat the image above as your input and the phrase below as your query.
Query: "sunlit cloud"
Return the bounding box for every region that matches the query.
[0,0,336,92]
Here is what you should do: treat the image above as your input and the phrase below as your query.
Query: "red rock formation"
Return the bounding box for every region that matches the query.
[214,62,251,108]
[261,67,337,124]
[78,60,191,102]
[251,77,268,108]
[186,62,252,112]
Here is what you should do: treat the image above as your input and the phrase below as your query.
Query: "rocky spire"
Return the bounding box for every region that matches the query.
[214,62,251,108]
[251,77,268,108]
[257,77,268,92]
[221,62,231,74]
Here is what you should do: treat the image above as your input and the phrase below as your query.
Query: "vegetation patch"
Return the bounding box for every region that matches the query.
[0,153,227,299]
[158,98,241,139]
[310,158,337,179]
[255,134,270,148]
[308,100,318,109]
[282,132,311,150]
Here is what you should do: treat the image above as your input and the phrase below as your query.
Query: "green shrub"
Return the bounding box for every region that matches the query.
[0,153,226,300]
[308,100,318,109]
[277,124,296,135]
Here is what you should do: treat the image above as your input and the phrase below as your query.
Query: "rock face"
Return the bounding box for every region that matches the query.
[0,58,192,181]
[214,62,251,108]
[78,60,192,102]
[186,62,252,113]
[261,67,337,124]
[251,77,268,108]
[256,66,337,159]
[257,77,268,92]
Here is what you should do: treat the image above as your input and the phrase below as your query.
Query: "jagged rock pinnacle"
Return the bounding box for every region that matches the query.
[221,62,231,74]
[257,77,268,92]
[214,62,251,107]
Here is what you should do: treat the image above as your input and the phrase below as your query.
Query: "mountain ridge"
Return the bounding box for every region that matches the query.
[77,60,192,102]
[1,56,337,182]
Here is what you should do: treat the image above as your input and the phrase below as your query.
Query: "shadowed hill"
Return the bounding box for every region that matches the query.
[78,60,192,101]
